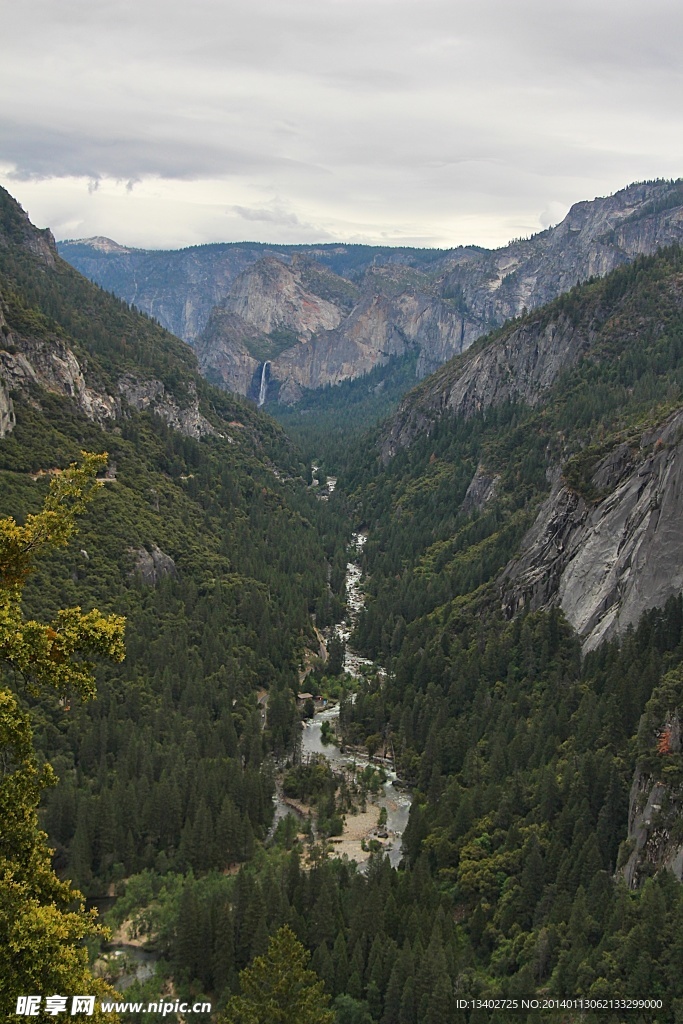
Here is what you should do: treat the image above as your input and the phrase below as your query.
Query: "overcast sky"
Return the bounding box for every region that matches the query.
[1,0,682,250]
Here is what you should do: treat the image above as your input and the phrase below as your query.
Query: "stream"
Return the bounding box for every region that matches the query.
[276,531,412,869]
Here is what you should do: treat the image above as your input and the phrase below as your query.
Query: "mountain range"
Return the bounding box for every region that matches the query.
[60,179,683,407]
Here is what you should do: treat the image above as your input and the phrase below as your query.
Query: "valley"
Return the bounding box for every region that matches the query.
[4,183,683,1023]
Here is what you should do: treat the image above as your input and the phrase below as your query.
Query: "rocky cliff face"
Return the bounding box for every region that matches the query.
[501,411,683,651]
[618,667,683,888]
[118,375,219,440]
[224,256,344,340]
[193,308,262,399]
[60,180,683,403]
[0,289,217,443]
[56,237,267,344]
[130,543,177,586]
[382,310,596,458]
[0,294,118,430]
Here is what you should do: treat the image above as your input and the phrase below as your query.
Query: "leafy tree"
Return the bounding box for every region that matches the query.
[221,925,334,1024]
[0,453,125,1020]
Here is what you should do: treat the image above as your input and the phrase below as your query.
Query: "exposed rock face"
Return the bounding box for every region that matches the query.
[382,312,595,459]
[225,256,343,340]
[461,464,500,515]
[0,292,118,427]
[130,544,177,585]
[193,308,262,398]
[0,378,15,438]
[432,180,683,356]
[0,336,119,423]
[118,375,219,440]
[619,669,683,889]
[502,411,683,650]
[60,180,683,402]
[271,286,466,403]
[57,237,266,343]
[620,767,683,889]
[0,281,219,442]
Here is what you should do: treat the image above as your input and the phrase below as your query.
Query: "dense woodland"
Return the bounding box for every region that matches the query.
[4,186,683,1023]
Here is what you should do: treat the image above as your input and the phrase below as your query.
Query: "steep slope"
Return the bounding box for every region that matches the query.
[0,186,346,899]
[352,247,683,660]
[313,247,683,1007]
[60,180,683,406]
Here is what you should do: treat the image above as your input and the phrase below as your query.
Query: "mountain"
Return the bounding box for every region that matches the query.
[370,245,683,652]
[0,183,346,915]
[57,237,436,347]
[316,245,683,1007]
[60,180,683,407]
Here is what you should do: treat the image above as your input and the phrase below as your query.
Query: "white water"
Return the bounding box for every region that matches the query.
[257,361,270,407]
[332,532,373,676]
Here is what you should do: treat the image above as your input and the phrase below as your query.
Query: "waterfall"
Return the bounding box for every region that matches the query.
[257,361,270,407]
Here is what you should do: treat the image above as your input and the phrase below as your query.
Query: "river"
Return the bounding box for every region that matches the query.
[287,531,413,869]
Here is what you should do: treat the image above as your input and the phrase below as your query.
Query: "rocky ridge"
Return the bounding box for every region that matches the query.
[0,293,218,443]
[0,296,118,435]
[118,375,219,440]
[381,310,597,459]
[618,667,683,889]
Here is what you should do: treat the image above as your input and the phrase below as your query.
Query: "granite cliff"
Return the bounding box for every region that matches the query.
[502,411,683,651]
[60,180,683,403]
[376,245,683,660]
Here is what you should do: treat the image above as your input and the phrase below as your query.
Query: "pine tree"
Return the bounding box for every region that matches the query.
[220,925,334,1024]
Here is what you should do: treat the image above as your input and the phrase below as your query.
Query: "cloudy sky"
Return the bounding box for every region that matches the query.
[1,0,682,250]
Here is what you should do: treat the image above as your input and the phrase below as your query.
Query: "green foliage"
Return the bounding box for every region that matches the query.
[220,925,334,1024]
[0,457,124,1021]
[274,352,421,467]
[0,187,351,899]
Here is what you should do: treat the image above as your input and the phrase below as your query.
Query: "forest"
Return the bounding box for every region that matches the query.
[3,185,683,1023]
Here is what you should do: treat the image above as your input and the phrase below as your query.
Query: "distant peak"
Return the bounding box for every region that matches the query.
[65,236,134,254]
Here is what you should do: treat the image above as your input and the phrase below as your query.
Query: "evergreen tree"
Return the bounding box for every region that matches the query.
[220,925,334,1024]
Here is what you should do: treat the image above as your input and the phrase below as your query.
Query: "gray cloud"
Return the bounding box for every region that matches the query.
[1,0,682,247]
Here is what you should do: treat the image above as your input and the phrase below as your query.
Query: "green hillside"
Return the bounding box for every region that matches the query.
[0,189,350,1016]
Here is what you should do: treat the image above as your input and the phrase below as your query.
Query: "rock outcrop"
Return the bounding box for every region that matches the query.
[461,464,500,515]
[224,256,344,340]
[0,336,119,423]
[130,544,177,585]
[0,378,15,438]
[502,411,683,650]
[118,375,219,440]
[0,278,219,443]
[619,668,683,888]
[193,308,262,399]
[382,311,595,458]
[0,291,118,429]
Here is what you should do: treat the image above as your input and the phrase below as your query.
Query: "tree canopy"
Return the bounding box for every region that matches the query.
[0,453,125,1021]
[221,925,334,1024]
